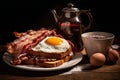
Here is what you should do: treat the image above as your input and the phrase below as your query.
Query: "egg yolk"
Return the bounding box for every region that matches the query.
[45,37,63,45]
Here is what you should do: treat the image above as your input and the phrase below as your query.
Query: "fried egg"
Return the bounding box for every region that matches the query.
[32,36,71,53]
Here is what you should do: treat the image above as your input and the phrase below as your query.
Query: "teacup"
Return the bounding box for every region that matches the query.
[81,31,115,57]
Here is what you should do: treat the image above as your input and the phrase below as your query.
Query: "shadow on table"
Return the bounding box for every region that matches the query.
[78,55,102,70]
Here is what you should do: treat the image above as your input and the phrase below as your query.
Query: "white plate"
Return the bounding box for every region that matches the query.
[2,52,83,71]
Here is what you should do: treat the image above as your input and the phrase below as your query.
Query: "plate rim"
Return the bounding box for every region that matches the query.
[2,52,83,71]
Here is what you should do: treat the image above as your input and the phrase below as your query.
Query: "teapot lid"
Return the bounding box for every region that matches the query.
[62,3,79,12]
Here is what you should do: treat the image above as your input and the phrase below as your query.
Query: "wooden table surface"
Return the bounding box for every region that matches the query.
[0,45,120,80]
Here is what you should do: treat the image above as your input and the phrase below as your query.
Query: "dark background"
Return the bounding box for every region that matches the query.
[0,0,120,45]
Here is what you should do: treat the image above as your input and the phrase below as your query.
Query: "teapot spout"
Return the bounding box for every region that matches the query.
[51,9,59,23]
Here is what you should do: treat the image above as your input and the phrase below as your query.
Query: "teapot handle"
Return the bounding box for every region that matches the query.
[80,9,93,32]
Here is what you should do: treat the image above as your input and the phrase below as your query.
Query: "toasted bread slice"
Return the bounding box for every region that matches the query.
[36,60,64,68]
[35,54,72,67]
[22,52,72,67]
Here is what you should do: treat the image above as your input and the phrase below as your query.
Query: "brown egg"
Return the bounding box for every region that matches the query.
[107,48,120,64]
[90,53,106,66]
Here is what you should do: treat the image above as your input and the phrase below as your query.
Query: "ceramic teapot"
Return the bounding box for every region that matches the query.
[51,3,93,51]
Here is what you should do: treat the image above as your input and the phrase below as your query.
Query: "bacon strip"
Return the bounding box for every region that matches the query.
[6,29,53,55]
[21,30,52,54]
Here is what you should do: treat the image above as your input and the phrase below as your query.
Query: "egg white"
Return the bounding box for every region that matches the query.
[32,36,71,53]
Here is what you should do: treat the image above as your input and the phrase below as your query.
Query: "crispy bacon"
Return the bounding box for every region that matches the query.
[6,28,55,55]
